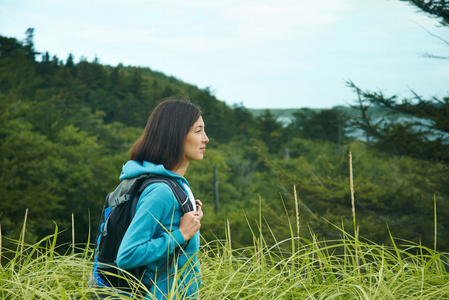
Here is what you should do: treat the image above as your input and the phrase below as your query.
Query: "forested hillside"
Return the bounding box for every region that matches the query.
[1,31,448,253]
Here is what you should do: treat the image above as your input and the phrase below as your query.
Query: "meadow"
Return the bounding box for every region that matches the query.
[1,177,448,299]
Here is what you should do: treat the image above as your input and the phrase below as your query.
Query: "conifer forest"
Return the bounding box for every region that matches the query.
[1,0,449,256]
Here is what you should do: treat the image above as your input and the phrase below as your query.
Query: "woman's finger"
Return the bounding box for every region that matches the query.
[196,205,203,219]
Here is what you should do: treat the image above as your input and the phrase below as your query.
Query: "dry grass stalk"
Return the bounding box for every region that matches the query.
[349,152,356,232]
[350,153,359,268]
[294,185,300,238]
[356,225,359,268]
[227,219,232,264]
[226,219,232,250]
[21,208,28,255]
[72,213,75,255]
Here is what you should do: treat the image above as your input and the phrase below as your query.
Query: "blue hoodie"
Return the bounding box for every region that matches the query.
[116,160,201,299]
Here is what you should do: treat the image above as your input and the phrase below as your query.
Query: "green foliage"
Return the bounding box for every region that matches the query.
[287,108,351,145]
[342,2,449,253]
[250,138,449,251]
[0,33,258,247]
[254,110,285,154]
[1,30,448,255]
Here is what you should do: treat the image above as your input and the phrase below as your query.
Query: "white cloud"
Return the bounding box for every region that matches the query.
[222,0,351,40]
[71,27,156,43]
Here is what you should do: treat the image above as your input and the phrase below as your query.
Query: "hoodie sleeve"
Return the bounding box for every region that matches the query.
[116,183,186,270]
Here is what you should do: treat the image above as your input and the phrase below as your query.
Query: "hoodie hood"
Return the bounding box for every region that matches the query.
[119,160,189,187]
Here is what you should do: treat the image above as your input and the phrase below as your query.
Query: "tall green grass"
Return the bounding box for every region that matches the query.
[1,208,448,299]
[1,154,448,299]
[200,225,449,299]
[0,222,93,299]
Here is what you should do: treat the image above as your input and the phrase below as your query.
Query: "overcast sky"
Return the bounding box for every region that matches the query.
[1,0,448,109]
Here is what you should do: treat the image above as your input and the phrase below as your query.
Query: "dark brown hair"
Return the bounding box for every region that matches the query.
[130,97,202,171]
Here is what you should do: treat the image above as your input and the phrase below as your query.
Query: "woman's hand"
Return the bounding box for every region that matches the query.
[179,211,201,241]
[179,199,204,241]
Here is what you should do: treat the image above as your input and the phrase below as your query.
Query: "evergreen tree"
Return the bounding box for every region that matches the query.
[349,81,449,164]
[349,0,449,163]
[66,53,75,68]
[23,27,38,62]
[255,110,284,153]
[399,0,449,26]
[347,1,449,249]
[288,108,350,145]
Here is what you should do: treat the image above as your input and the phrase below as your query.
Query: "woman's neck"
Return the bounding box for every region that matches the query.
[172,161,189,177]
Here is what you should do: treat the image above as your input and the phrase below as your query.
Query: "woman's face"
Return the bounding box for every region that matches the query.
[183,116,209,163]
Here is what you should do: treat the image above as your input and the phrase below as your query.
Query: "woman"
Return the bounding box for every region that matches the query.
[114,98,208,299]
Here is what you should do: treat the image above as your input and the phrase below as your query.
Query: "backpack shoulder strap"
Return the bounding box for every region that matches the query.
[135,174,194,216]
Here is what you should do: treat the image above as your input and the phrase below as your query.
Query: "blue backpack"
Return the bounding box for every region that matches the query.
[92,173,193,294]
